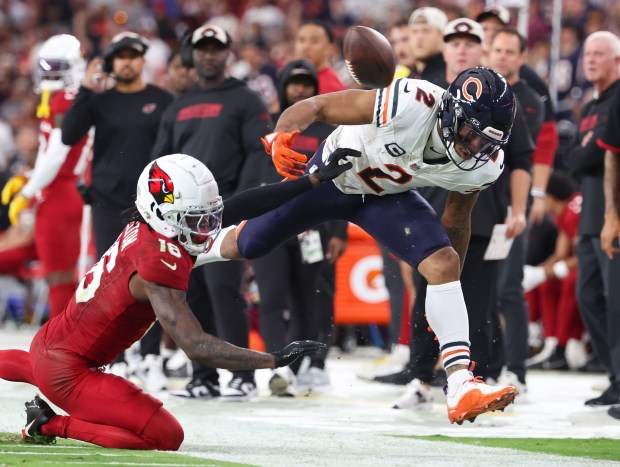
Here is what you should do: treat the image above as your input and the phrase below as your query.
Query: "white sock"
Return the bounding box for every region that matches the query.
[425,281,471,370]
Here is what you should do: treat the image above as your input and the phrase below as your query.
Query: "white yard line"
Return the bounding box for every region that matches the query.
[1,327,619,466]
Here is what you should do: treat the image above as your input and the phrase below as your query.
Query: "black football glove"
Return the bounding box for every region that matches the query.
[313,147,362,183]
[271,340,327,368]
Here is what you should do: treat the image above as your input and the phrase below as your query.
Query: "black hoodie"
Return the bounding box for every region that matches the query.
[263,60,335,184]
[151,77,273,198]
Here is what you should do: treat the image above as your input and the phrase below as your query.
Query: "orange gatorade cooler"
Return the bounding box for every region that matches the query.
[334,223,390,325]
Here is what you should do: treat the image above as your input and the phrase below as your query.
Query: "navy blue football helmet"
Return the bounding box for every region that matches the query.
[439,67,516,171]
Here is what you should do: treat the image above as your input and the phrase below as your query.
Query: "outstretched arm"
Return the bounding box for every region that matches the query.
[132,276,325,369]
[222,148,361,226]
[441,191,479,272]
[275,89,377,133]
[145,281,276,370]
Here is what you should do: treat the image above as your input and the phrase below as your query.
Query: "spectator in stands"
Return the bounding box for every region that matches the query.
[388,18,415,78]
[151,24,272,401]
[294,20,346,94]
[407,7,447,82]
[523,171,586,370]
[565,30,620,407]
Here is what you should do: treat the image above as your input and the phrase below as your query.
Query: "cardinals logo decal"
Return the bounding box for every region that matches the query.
[148,162,174,204]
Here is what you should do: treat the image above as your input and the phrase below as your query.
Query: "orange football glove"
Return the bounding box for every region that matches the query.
[261,130,308,179]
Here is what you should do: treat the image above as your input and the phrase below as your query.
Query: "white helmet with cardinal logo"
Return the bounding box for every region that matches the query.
[135,154,223,255]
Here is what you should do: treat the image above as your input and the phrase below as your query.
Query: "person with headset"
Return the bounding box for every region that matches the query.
[62,31,173,259]
[61,31,173,388]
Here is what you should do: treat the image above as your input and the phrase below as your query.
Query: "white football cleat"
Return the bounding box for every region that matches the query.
[392,378,433,410]
[446,376,517,425]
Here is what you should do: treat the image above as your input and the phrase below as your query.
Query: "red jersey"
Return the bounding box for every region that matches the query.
[38,89,92,197]
[38,222,194,367]
[556,193,582,240]
[318,67,347,94]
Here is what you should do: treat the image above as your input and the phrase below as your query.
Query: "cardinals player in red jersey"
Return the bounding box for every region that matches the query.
[0,150,361,449]
[1,34,91,319]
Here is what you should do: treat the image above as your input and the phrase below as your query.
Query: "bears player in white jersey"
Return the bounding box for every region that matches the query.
[207,66,519,425]
[1,35,91,319]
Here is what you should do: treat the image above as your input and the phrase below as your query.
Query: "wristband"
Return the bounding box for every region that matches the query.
[552,260,569,279]
[530,188,546,199]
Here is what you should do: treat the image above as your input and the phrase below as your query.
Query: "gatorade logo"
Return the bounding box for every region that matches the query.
[349,256,389,303]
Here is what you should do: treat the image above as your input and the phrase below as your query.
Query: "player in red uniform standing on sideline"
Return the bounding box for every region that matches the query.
[1,34,91,319]
[0,150,359,450]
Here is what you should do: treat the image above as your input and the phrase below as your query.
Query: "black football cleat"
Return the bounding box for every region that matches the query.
[22,395,57,445]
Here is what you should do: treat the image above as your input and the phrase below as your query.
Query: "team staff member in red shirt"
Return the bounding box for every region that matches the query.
[0,151,356,449]
[1,35,91,319]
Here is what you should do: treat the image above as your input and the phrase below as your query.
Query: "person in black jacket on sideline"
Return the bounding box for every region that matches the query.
[253,59,346,394]
[62,32,173,258]
[565,31,620,408]
[151,24,272,400]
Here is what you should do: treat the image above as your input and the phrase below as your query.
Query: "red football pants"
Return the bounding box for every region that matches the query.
[36,182,83,318]
[0,337,183,450]
[526,270,583,346]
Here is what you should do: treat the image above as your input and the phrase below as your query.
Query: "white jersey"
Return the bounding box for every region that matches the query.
[320,78,504,195]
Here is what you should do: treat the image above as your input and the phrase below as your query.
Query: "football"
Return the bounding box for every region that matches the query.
[343,26,396,89]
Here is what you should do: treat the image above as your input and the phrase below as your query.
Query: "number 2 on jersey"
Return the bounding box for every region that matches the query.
[358,164,412,194]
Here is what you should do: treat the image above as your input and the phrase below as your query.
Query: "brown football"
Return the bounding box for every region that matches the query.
[343,26,396,89]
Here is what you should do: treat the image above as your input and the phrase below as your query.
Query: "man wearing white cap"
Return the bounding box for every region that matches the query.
[407,7,447,82]
[152,24,273,401]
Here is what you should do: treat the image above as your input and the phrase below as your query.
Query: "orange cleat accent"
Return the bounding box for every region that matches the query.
[446,377,517,425]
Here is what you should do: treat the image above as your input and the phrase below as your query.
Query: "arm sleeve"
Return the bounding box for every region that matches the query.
[21,128,70,198]
[150,105,177,160]
[597,89,620,154]
[61,86,95,145]
[532,121,558,166]
[236,92,274,192]
[222,176,313,227]
[504,106,534,173]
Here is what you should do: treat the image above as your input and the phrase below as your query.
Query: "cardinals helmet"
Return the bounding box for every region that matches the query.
[439,67,516,171]
[135,154,224,256]
[36,34,86,92]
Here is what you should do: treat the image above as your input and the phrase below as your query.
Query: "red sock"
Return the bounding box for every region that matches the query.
[47,282,76,319]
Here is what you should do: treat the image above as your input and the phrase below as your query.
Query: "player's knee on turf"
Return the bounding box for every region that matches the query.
[143,409,184,451]
[418,247,461,284]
